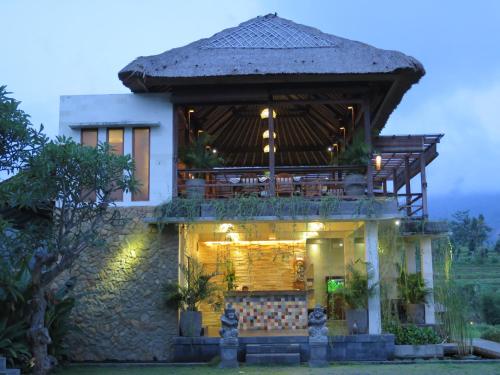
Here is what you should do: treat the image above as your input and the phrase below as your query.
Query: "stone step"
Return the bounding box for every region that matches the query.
[246,352,300,365]
[246,343,301,354]
[0,370,21,375]
[0,358,5,370]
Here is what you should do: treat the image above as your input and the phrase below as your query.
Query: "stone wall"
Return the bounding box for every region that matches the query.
[58,207,179,361]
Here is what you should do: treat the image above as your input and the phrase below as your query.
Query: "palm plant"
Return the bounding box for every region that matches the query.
[163,258,219,312]
[179,133,223,178]
[333,261,377,309]
[338,139,371,168]
[397,269,431,304]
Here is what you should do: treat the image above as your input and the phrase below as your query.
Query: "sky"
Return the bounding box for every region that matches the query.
[2,0,500,199]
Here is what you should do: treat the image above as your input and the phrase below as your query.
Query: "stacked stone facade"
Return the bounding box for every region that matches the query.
[58,207,179,361]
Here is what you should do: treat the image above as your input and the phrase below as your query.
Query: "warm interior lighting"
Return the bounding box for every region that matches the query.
[188,109,195,113]
[308,222,324,231]
[219,223,234,233]
[347,106,353,110]
[263,144,277,153]
[260,108,277,119]
[205,240,304,246]
[375,154,382,171]
[262,130,277,139]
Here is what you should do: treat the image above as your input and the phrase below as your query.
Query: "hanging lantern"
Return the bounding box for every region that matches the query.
[262,130,277,139]
[260,108,277,119]
[375,154,382,171]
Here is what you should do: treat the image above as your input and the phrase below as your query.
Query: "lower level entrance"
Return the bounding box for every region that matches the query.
[179,221,366,337]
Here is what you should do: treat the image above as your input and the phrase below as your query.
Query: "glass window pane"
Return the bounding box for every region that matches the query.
[81,129,98,147]
[132,128,150,201]
[81,129,98,201]
[108,128,124,201]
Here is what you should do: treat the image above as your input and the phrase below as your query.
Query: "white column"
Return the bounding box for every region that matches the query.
[365,221,381,334]
[405,240,417,274]
[420,237,435,324]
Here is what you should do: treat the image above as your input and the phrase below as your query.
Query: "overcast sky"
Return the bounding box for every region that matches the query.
[2,0,500,197]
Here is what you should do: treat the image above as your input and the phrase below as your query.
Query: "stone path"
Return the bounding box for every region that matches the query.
[473,338,500,359]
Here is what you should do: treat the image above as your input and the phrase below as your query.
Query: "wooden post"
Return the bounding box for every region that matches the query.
[268,103,276,196]
[172,106,179,198]
[420,155,428,219]
[363,101,374,196]
[405,156,411,217]
[393,168,398,196]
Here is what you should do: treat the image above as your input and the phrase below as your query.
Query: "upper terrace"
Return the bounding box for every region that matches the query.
[117,14,443,221]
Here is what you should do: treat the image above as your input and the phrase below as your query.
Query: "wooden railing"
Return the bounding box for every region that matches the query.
[176,166,424,218]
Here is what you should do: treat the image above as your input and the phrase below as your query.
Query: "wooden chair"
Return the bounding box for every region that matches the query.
[303,176,322,197]
[214,174,234,198]
[276,173,294,197]
[240,173,260,195]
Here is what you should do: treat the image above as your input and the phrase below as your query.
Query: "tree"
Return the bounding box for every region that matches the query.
[494,237,500,254]
[449,211,491,258]
[0,86,46,175]
[0,88,137,375]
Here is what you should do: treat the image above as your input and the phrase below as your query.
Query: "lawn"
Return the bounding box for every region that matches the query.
[56,363,500,375]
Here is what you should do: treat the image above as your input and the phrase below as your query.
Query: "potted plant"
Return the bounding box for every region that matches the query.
[397,269,431,324]
[333,261,377,334]
[164,259,219,337]
[179,133,223,198]
[337,139,371,196]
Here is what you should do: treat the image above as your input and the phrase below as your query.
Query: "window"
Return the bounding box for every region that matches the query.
[107,128,124,201]
[80,129,98,201]
[132,128,150,201]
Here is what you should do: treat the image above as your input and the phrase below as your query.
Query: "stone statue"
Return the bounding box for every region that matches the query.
[219,304,239,338]
[308,304,328,338]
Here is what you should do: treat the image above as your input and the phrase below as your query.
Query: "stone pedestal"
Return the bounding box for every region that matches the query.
[219,338,239,368]
[309,337,328,367]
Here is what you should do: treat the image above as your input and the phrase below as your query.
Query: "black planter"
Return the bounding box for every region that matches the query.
[179,311,202,337]
[185,178,205,199]
[343,174,366,197]
[346,308,368,334]
[406,303,425,324]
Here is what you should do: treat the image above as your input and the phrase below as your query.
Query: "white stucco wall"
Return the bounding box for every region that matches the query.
[59,93,174,206]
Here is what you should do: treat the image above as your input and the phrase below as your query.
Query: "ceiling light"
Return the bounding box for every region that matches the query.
[263,144,277,153]
[262,130,277,139]
[260,108,277,119]
[375,154,382,171]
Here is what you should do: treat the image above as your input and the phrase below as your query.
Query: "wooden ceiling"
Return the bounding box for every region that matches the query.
[182,93,363,167]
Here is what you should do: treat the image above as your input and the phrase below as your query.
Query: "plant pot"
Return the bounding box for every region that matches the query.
[179,311,202,337]
[406,303,425,324]
[394,344,444,359]
[346,308,368,334]
[343,174,366,197]
[185,178,205,199]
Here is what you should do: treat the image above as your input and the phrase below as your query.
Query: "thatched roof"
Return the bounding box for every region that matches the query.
[119,13,424,92]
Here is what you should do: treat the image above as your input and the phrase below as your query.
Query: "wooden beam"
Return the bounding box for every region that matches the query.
[420,155,428,219]
[268,102,276,196]
[405,156,411,217]
[363,101,374,196]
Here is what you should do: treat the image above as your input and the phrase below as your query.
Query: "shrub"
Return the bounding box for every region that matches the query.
[481,292,500,325]
[384,322,441,345]
[481,327,500,343]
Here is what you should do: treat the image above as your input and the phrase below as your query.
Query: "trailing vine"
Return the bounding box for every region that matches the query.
[154,195,394,223]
